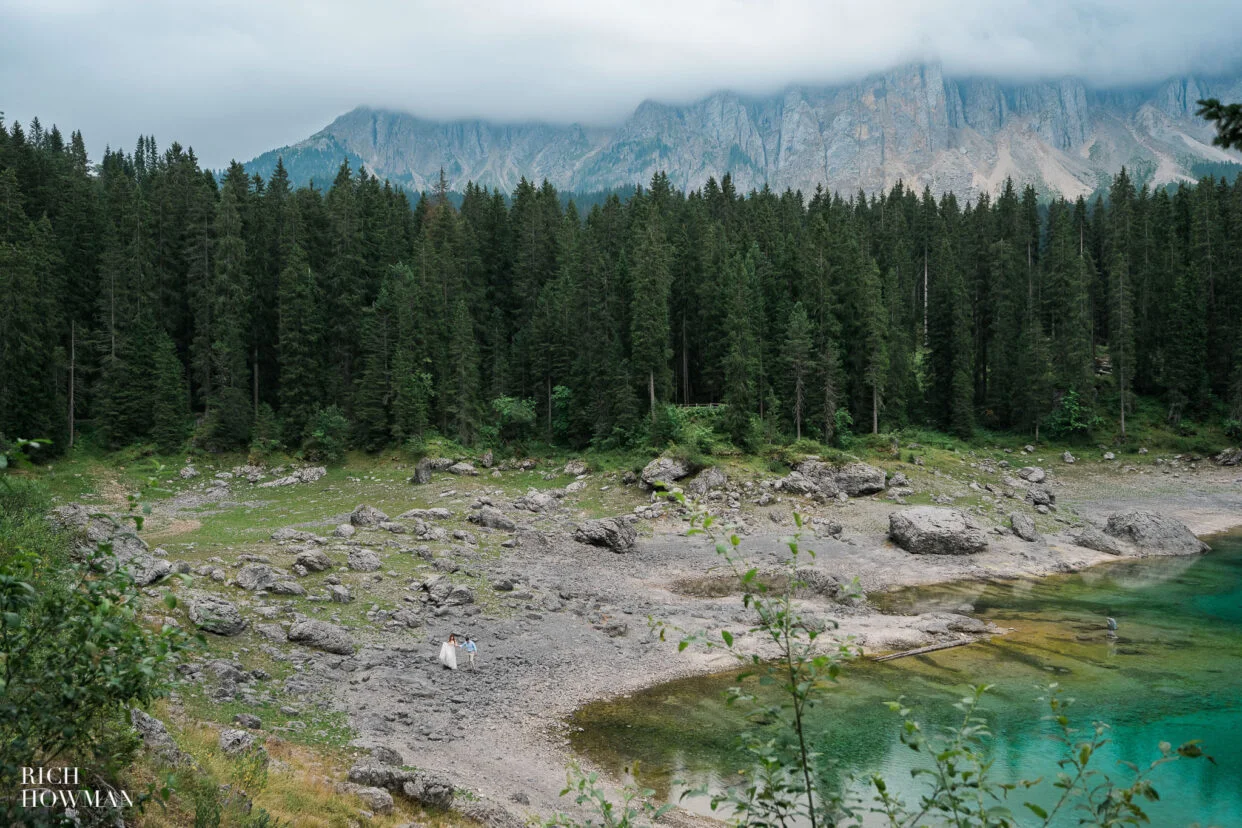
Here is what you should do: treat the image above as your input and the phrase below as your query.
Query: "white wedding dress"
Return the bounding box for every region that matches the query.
[438,641,458,669]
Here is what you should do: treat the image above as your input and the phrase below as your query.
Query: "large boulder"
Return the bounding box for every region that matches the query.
[348,549,382,572]
[1104,511,1210,556]
[347,764,454,809]
[1016,466,1046,483]
[351,504,389,527]
[469,506,516,531]
[889,507,988,555]
[126,553,172,586]
[1008,512,1040,543]
[574,517,637,552]
[187,593,248,636]
[287,620,356,654]
[640,456,695,489]
[513,490,560,513]
[295,548,332,572]
[235,564,281,591]
[447,462,478,476]
[1069,524,1123,555]
[1215,448,1242,466]
[686,467,728,497]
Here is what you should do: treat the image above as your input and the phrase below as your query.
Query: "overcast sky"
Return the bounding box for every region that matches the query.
[3,0,1241,169]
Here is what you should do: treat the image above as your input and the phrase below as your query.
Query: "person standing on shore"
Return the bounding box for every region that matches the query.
[463,637,477,669]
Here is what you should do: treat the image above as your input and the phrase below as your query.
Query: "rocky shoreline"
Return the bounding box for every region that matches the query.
[55,451,1242,825]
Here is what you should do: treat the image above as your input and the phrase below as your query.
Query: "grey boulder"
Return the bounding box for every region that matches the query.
[1008,512,1040,542]
[469,506,516,531]
[287,620,356,654]
[639,456,694,489]
[1104,510,1210,556]
[574,517,637,552]
[187,592,248,636]
[889,507,988,555]
[351,504,389,527]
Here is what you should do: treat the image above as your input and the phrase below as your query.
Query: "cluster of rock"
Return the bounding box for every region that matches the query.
[1215,448,1242,466]
[49,504,173,586]
[257,466,326,488]
[774,460,886,499]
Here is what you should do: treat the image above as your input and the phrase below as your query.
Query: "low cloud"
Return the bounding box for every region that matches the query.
[2,0,1240,168]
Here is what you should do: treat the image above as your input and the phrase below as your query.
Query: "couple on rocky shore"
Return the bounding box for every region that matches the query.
[438,634,477,670]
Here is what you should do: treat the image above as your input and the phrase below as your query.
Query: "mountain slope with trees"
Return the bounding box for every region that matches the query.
[2,114,1241,459]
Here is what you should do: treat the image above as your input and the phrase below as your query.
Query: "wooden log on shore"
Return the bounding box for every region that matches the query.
[871,637,983,662]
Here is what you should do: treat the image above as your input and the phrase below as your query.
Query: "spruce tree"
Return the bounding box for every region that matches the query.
[628,209,673,421]
[150,330,189,453]
[782,302,814,440]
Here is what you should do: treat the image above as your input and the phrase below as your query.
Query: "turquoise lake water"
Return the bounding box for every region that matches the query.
[570,532,1242,827]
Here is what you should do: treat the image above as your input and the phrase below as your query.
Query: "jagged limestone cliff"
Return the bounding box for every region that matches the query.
[245,62,1242,199]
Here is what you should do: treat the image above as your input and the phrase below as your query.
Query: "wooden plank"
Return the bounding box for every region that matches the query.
[871,637,982,662]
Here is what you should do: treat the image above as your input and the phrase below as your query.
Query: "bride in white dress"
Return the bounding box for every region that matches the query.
[438,633,459,669]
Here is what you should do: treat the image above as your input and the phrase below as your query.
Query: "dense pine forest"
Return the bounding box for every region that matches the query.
[1,114,1240,459]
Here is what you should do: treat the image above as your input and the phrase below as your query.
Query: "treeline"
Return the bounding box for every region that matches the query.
[2,114,1241,457]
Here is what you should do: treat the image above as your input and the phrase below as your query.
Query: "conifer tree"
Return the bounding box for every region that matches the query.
[628,209,673,421]
[150,330,188,453]
[783,302,814,440]
[277,243,323,444]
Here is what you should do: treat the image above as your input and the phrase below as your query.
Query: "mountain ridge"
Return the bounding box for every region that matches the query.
[243,62,1242,199]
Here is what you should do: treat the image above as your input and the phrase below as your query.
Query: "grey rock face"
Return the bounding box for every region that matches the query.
[448,462,478,476]
[1215,448,1242,466]
[469,506,516,531]
[287,620,357,654]
[889,507,988,555]
[187,592,248,636]
[563,459,589,476]
[246,63,1242,207]
[1104,510,1210,556]
[574,517,638,552]
[353,786,394,814]
[640,456,694,489]
[1008,512,1040,542]
[351,504,389,527]
[333,523,356,539]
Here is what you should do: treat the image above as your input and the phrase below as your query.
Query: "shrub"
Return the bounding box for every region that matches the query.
[491,396,538,444]
[1043,389,1102,440]
[0,473,189,825]
[301,405,349,462]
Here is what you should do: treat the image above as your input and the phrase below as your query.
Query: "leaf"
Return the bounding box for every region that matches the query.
[721,630,733,647]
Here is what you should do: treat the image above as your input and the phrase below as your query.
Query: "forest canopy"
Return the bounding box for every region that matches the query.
[1,115,1240,458]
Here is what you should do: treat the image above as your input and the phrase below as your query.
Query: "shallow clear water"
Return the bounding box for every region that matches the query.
[570,532,1242,827]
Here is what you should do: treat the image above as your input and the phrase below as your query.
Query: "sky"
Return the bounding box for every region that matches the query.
[3,0,1241,169]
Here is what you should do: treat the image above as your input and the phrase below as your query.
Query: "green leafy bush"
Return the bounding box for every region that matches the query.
[301,405,349,462]
[1042,390,1102,440]
[491,396,538,444]
[0,477,189,825]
